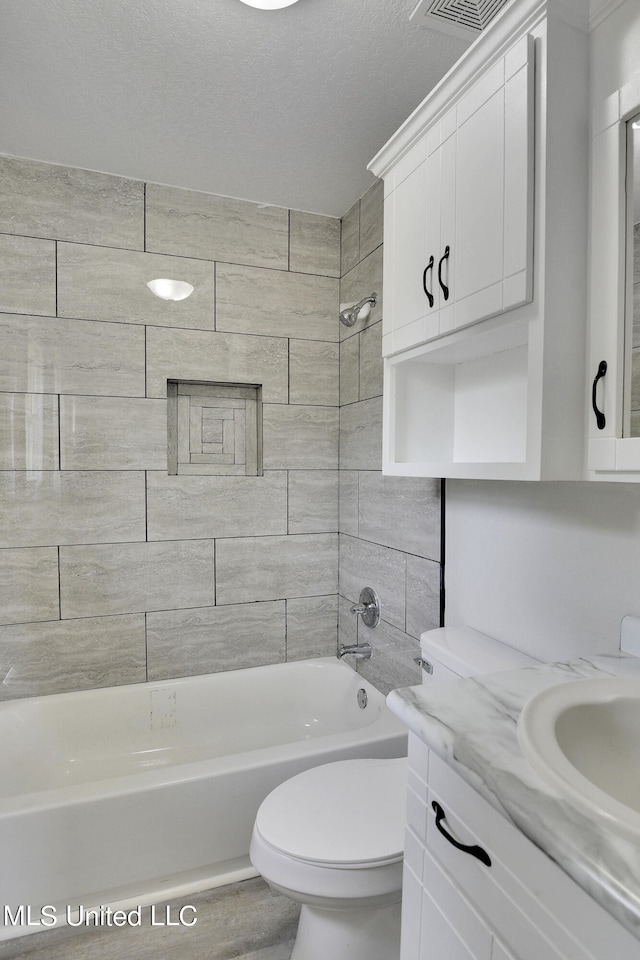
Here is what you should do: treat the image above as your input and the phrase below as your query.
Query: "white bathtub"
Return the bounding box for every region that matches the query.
[0,657,406,940]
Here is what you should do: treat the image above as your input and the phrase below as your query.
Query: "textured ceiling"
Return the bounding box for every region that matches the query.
[0,0,468,216]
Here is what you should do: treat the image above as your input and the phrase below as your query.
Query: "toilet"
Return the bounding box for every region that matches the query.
[250,626,538,960]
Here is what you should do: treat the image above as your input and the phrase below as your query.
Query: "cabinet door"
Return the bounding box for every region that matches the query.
[453,35,534,331]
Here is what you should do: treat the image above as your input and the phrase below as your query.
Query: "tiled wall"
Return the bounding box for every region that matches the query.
[0,154,341,700]
[337,182,442,694]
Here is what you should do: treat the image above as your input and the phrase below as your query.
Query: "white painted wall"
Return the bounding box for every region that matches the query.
[445,1,640,661]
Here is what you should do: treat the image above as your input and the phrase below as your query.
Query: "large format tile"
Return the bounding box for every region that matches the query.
[339,534,405,630]
[0,614,146,700]
[289,211,341,277]
[288,470,338,534]
[406,554,441,639]
[338,593,358,648]
[60,396,167,470]
[263,405,338,470]
[286,595,338,660]
[289,339,339,405]
[146,183,289,268]
[339,397,382,471]
[340,200,360,276]
[358,473,441,560]
[216,534,338,604]
[0,314,145,397]
[57,243,215,329]
[0,155,144,249]
[356,617,422,696]
[0,234,55,316]
[146,471,287,540]
[59,540,214,619]
[0,547,59,626]
[0,471,146,547]
[359,180,384,261]
[0,394,58,469]
[146,601,286,680]
[145,327,288,402]
[216,263,338,341]
[339,246,383,340]
[339,334,359,405]
[338,471,359,537]
[359,320,383,400]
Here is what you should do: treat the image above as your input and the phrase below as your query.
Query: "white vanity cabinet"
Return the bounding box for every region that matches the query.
[370,0,589,480]
[402,735,639,960]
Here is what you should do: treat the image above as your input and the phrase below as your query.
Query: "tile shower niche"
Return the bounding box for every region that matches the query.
[168,381,262,476]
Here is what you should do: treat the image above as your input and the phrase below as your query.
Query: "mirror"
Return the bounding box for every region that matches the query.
[625,112,640,436]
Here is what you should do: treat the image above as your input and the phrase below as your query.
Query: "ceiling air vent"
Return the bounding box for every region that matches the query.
[409,0,511,41]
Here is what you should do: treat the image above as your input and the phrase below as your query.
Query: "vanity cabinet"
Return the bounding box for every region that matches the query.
[369,0,589,480]
[587,71,640,480]
[402,735,639,960]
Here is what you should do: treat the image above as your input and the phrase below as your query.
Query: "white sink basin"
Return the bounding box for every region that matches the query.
[517,677,640,837]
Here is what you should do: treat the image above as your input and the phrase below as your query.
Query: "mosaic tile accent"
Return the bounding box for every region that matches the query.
[168,381,261,476]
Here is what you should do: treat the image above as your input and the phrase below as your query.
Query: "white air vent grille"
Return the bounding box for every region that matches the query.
[410,0,511,41]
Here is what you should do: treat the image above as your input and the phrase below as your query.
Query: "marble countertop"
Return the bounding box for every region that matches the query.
[387,653,640,939]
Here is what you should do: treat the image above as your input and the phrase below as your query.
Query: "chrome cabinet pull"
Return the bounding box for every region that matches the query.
[423,255,435,308]
[591,360,607,430]
[432,801,491,867]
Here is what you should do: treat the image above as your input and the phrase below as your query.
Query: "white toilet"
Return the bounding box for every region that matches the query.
[250,627,537,960]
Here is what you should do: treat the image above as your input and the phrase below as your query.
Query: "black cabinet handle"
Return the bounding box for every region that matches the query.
[432,801,491,867]
[438,245,450,301]
[423,255,434,308]
[591,360,607,431]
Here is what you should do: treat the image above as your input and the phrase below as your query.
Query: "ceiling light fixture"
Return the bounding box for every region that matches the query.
[146,279,194,301]
[237,0,301,8]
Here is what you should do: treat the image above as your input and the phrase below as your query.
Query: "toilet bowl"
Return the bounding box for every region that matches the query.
[250,626,539,960]
[250,757,407,960]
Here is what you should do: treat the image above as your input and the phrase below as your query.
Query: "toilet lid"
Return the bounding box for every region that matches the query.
[255,757,407,866]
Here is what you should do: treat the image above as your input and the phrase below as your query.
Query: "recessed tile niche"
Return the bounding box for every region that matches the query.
[167,381,262,476]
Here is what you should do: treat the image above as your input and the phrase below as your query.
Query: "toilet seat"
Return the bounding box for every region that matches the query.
[254,757,407,867]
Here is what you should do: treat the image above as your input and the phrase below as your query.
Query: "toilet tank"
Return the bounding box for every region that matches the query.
[420,626,538,684]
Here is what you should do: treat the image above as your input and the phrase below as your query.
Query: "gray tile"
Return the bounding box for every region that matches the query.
[216,263,338,341]
[359,180,384,260]
[341,200,360,276]
[289,210,341,277]
[0,614,146,700]
[0,393,59,469]
[286,595,338,661]
[406,555,441,639]
[57,243,215,329]
[359,320,383,400]
[356,618,422,696]
[340,334,359,405]
[146,182,289,268]
[0,471,146,548]
[339,397,382,471]
[288,471,339,534]
[634,222,640,285]
[358,473,441,560]
[339,534,405,630]
[146,470,288,540]
[146,601,286,680]
[60,540,214,619]
[0,314,145,397]
[338,593,358,648]
[216,534,338,604]
[289,339,339,405]
[339,246,383,340]
[145,327,288,403]
[60,396,167,470]
[0,234,55,316]
[0,547,59,625]
[339,471,359,537]
[263,405,338,470]
[0,155,144,249]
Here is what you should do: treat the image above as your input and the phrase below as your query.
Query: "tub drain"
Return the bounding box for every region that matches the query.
[357,688,368,709]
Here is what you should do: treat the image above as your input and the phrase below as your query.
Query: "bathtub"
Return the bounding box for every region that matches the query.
[0,657,406,940]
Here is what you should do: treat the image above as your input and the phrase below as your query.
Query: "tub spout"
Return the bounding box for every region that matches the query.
[338,642,372,661]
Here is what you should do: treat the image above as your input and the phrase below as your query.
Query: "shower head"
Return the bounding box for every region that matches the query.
[339,293,378,327]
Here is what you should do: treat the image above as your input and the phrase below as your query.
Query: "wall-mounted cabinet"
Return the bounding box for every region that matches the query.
[369,0,589,480]
[587,72,640,481]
